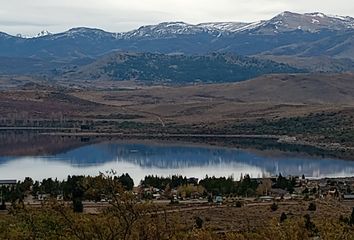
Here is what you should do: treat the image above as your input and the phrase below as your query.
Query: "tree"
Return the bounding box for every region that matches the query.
[72,199,83,213]
[71,180,85,213]
[0,200,5,210]
[103,172,153,240]
[274,174,296,193]
[32,181,40,197]
[177,184,204,199]
[21,177,33,192]
[256,179,272,196]
[117,173,134,191]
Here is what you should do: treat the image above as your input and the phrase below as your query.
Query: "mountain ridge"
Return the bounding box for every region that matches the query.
[6,11,354,39]
[0,11,353,77]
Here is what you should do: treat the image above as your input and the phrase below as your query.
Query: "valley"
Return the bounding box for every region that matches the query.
[1,73,354,158]
[1,6,354,239]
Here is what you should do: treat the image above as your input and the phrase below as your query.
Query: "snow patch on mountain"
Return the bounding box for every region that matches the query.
[233,21,266,32]
[35,30,52,38]
[120,22,216,39]
[7,11,354,40]
[197,22,248,32]
[307,12,326,18]
[250,11,354,33]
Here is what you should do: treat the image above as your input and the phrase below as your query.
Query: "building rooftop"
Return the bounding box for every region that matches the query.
[343,195,354,199]
[0,180,17,185]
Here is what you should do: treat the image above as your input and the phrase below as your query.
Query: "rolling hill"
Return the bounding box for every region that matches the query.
[59,52,303,83]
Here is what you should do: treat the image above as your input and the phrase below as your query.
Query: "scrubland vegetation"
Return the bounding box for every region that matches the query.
[1,173,354,239]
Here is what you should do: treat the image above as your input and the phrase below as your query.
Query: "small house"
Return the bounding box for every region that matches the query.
[0,180,17,186]
[343,195,354,201]
[259,196,274,202]
[215,195,223,204]
[37,194,50,201]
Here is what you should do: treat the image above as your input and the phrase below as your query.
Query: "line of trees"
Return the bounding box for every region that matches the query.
[0,173,134,205]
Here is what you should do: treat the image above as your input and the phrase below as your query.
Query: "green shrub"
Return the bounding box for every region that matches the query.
[0,201,5,210]
[270,203,278,212]
[280,212,287,223]
[235,201,242,208]
[308,202,316,211]
[73,199,83,213]
[195,216,204,229]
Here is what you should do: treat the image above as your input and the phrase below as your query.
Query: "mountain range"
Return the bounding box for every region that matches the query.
[0,11,354,83]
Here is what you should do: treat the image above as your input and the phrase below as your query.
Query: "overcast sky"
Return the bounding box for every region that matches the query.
[1,0,354,36]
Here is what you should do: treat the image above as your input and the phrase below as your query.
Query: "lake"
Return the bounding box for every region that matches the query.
[1,139,354,184]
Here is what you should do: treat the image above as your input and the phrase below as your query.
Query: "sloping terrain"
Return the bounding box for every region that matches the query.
[257,55,354,73]
[77,73,354,105]
[70,73,354,125]
[268,30,354,59]
[60,52,302,83]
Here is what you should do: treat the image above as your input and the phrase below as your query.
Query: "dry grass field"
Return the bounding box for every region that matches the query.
[70,73,354,125]
[171,200,354,232]
[1,73,353,124]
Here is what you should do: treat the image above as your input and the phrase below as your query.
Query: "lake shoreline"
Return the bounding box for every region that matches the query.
[39,131,354,161]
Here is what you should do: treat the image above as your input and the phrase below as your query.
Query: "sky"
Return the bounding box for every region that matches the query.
[1,0,354,36]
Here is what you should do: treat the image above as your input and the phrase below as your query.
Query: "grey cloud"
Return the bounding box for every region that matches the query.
[0,20,58,27]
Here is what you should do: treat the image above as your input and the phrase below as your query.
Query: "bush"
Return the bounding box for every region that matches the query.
[308,202,316,211]
[235,201,242,208]
[350,207,354,225]
[270,203,278,212]
[340,207,354,226]
[339,215,349,224]
[195,216,204,229]
[169,198,179,205]
[73,199,83,213]
[280,212,287,223]
[0,201,5,210]
[304,214,318,236]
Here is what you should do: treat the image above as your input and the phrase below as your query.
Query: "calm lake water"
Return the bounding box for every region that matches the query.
[1,141,354,184]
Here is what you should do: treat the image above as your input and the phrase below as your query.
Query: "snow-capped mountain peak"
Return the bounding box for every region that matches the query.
[48,27,117,40]
[4,11,354,41]
[120,21,213,39]
[249,11,354,33]
[116,11,354,39]
[35,30,52,38]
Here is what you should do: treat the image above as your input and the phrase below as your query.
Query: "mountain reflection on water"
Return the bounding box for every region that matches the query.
[0,141,354,183]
